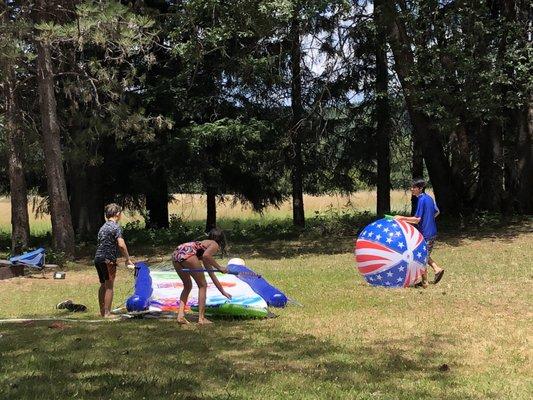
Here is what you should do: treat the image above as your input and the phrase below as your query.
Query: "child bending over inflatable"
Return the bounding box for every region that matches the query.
[171,228,231,324]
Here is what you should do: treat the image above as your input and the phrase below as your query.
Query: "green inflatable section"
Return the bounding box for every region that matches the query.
[191,303,268,319]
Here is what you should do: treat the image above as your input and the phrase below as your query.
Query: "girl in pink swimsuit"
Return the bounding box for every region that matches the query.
[171,228,231,324]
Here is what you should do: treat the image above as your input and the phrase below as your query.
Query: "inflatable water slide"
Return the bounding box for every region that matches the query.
[125,258,288,319]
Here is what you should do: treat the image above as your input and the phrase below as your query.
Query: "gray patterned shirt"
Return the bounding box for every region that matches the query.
[94,220,123,262]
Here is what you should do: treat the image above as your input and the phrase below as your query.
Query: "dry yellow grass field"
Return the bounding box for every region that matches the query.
[0,190,416,232]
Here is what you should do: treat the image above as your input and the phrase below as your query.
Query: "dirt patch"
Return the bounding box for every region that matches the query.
[0,270,105,290]
[48,321,69,330]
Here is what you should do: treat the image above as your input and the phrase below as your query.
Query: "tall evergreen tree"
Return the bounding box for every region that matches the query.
[1,2,30,253]
[374,0,391,215]
[34,0,76,256]
[289,3,305,227]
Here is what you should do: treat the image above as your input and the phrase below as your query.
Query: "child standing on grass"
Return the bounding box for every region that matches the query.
[94,203,134,318]
[394,179,445,288]
[172,228,231,325]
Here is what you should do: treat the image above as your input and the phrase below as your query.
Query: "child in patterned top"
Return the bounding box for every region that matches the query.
[94,203,134,318]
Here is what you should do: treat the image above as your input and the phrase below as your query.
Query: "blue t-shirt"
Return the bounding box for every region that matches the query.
[414,193,439,240]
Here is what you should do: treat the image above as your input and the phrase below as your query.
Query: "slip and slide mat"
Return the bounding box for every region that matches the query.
[115,259,291,320]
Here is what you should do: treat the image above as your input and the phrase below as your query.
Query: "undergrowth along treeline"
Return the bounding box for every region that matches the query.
[1,208,530,265]
[0,208,377,257]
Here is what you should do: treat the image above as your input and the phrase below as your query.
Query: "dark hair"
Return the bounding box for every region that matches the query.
[105,203,122,219]
[412,178,426,192]
[207,227,227,253]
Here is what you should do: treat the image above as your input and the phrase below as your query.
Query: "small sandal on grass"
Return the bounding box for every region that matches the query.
[432,270,445,285]
[56,300,87,312]
[56,300,73,309]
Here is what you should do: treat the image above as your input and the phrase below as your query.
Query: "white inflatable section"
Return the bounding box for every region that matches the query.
[227,257,246,266]
[148,270,267,312]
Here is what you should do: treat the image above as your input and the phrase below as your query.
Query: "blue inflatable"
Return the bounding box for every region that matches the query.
[125,262,152,312]
[227,259,288,308]
[126,295,148,312]
[125,260,288,314]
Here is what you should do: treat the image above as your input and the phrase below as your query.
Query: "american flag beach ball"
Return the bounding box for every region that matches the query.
[354,218,428,288]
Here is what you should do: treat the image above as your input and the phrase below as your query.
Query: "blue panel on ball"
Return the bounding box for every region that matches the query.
[354,218,428,288]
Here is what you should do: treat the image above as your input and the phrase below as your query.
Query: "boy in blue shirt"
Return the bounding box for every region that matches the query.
[394,179,445,288]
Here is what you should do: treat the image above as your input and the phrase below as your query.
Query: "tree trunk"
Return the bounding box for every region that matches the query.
[477,121,504,211]
[516,98,533,213]
[375,0,391,216]
[36,34,76,257]
[433,8,476,201]
[450,124,473,193]
[69,164,104,236]
[2,57,30,253]
[145,166,169,229]
[411,136,424,180]
[290,7,305,227]
[495,1,532,214]
[475,0,511,212]
[205,187,217,232]
[411,136,424,214]
[382,3,461,215]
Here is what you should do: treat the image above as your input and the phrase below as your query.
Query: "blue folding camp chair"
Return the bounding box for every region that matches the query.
[8,247,58,278]
[9,247,46,269]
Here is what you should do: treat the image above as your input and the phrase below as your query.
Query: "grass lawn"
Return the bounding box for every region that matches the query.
[0,220,532,399]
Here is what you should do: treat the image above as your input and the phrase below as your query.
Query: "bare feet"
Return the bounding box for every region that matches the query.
[198,317,213,325]
[103,314,121,320]
[177,316,190,325]
[413,275,429,289]
[422,274,429,288]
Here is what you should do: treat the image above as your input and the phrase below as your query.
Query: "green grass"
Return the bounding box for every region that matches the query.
[0,220,532,399]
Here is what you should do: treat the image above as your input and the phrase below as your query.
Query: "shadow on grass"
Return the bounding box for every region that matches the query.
[0,320,473,400]
[436,216,533,247]
[225,213,531,259]
[223,220,532,261]
[229,237,353,260]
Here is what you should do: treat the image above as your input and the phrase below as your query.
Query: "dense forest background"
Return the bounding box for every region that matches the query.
[0,0,531,257]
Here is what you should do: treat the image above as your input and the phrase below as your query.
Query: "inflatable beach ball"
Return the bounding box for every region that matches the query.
[354,218,428,288]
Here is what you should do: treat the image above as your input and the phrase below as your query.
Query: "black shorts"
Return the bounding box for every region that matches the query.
[94,259,117,284]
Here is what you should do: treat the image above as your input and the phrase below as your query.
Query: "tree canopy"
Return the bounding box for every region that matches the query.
[0,0,531,254]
